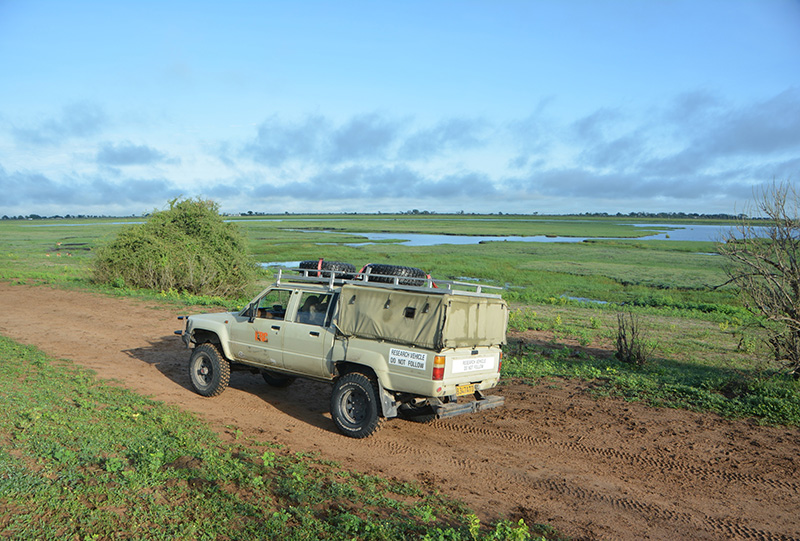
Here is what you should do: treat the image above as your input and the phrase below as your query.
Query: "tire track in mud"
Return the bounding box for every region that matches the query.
[368,426,797,541]
[431,419,800,494]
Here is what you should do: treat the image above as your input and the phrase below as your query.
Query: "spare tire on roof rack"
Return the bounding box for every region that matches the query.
[299,259,357,279]
[360,263,430,286]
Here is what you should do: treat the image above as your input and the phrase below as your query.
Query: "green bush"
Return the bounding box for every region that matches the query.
[92,198,257,297]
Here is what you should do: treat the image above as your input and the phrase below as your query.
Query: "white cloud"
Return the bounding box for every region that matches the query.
[1,88,798,216]
[97,141,173,166]
[11,102,107,146]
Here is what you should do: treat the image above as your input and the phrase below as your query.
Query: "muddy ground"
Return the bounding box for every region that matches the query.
[0,283,797,540]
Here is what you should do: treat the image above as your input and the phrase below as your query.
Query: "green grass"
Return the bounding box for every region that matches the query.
[0,218,112,286]
[0,215,740,314]
[502,348,800,426]
[0,335,546,540]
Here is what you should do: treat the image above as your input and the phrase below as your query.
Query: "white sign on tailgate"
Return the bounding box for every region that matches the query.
[452,356,495,374]
[389,348,428,370]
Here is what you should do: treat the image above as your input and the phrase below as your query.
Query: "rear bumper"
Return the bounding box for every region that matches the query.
[430,391,505,419]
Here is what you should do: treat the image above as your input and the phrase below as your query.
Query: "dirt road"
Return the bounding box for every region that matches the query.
[1,283,797,540]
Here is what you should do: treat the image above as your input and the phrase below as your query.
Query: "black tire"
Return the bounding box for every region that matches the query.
[299,260,356,279]
[261,370,296,388]
[361,263,428,286]
[188,343,230,397]
[330,372,382,438]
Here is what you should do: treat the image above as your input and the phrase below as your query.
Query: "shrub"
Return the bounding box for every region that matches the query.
[615,311,655,366]
[92,198,257,297]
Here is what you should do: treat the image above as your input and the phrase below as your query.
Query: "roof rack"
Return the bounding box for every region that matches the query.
[273,267,504,298]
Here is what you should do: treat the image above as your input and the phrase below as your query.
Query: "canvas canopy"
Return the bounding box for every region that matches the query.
[336,284,507,350]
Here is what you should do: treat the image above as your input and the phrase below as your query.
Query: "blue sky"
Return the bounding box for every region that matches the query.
[1,1,799,217]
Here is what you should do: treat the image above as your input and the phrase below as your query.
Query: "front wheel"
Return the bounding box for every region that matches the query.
[330,372,382,438]
[188,343,231,397]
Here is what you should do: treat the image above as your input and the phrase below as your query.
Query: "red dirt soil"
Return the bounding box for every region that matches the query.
[0,283,798,540]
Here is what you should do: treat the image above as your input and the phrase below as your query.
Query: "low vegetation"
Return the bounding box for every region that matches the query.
[505,306,800,426]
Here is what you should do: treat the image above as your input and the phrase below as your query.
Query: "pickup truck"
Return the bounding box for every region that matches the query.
[178,262,508,438]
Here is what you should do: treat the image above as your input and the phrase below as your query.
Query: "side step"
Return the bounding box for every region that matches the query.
[431,391,505,419]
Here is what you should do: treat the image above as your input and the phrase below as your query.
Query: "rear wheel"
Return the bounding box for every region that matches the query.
[188,343,230,397]
[330,372,382,438]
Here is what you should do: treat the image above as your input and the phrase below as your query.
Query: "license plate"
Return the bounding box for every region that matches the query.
[456,383,476,396]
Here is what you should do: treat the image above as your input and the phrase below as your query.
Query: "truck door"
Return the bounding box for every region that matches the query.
[228,288,291,368]
[281,291,336,378]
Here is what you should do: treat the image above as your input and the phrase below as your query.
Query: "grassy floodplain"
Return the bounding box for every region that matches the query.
[1,213,799,538]
[1,213,797,421]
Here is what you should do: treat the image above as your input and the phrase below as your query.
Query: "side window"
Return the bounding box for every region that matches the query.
[296,292,332,326]
[256,289,291,320]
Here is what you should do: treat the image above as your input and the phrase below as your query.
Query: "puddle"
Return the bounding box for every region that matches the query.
[561,295,609,305]
[261,261,302,268]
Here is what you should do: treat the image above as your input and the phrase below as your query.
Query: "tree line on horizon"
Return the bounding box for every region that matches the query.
[1,210,759,221]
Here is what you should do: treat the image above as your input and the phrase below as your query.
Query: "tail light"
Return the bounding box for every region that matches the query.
[432,355,446,381]
[498,352,503,373]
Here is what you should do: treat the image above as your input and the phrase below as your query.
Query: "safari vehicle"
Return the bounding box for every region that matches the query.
[178,261,508,438]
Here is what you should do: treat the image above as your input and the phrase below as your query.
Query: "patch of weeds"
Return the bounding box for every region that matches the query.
[615,311,655,366]
[509,307,540,332]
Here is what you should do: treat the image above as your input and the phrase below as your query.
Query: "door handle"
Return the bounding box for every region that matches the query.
[309,331,320,337]
[271,325,281,330]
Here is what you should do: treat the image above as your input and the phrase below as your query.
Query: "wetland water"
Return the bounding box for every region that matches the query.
[300,223,749,246]
[25,218,761,246]
[261,224,755,269]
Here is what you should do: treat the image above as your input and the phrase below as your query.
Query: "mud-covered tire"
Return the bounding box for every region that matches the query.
[261,370,296,388]
[299,260,356,279]
[330,372,382,438]
[188,343,230,397]
[361,263,428,286]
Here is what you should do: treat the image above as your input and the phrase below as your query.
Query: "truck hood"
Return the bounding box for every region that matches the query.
[187,311,238,331]
[190,311,237,324]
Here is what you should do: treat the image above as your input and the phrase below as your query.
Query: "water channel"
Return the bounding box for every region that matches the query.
[261,224,763,270]
[291,223,748,247]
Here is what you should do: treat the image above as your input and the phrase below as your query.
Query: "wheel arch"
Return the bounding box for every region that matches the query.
[193,328,221,346]
[190,328,235,361]
[335,360,378,380]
